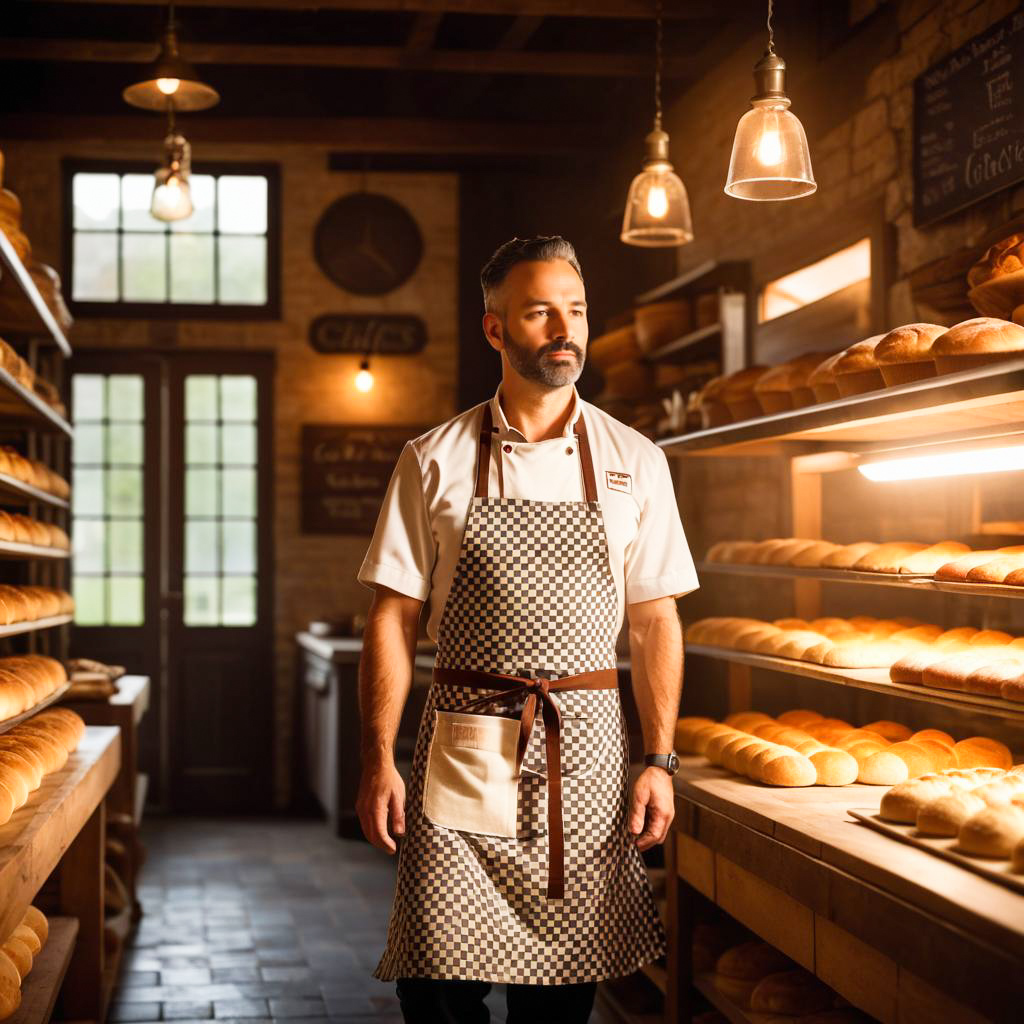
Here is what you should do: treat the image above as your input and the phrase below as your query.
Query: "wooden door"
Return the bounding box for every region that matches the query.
[70,350,275,811]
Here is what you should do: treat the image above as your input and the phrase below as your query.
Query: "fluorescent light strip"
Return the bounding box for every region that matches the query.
[858,445,1024,482]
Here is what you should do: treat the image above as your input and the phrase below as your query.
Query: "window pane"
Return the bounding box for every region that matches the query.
[170,234,215,304]
[222,423,255,464]
[109,576,144,626]
[72,375,106,422]
[186,424,218,464]
[171,174,215,234]
[72,519,105,573]
[107,423,143,464]
[221,468,255,517]
[186,376,218,421]
[218,176,267,234]
[73,424,104,464]
[122,233,167,302]
[72,468,104,515]
[108,468,142,517]
[72,576,106,626]
[220,376,256,421]
[109,520,142,573]
[122,174,160,232]
[72,233,118,301]
[222,519,255,574]
[186,520,218,573]
[222,575,256,626]
[108,376,143,421]
[184,576,219,626]
[218,236,266,305]
[73,173,120,230]
[186,468,218,516]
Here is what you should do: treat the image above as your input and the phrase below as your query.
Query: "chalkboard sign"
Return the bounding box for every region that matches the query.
[913,10,1024,227]
[301,424,425,535]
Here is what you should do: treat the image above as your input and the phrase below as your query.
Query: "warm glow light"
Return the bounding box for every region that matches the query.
[761,238,871,322]
[156,77,181,95]
[757,128,782,166]
[151,173,193,221]
[646,184,669,218]
[859,446,1024,482]
[355,363,374,393]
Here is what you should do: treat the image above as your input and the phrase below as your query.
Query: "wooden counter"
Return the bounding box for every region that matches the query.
[670,758,1024,1022]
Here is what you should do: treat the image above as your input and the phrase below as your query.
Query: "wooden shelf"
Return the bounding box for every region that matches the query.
[0,473,68,510]
[0,613,73,639]
[0,681,71,735]
[0,230,72,356]
[5,916,79,1024]
[109,675,151,728]
[635,260,750,306]
[642,323,721,365]
[693,973,758,1024]
[101,904,132,1019]
[0,539,68,561]
[0,726,120,941]
[659,358,1024,457]
[134,771,148,826]
[0,364,72,437]
[687,644,1024,721]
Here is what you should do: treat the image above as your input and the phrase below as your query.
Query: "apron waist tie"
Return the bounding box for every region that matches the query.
[432,666,618,900]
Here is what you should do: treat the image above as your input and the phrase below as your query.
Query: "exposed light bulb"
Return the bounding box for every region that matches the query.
[156,77,181,95]
[151,172,193,221]
[757,127,782,166]
[858,445,1024,482]
[355,360,374,393]
[646,184,669,218]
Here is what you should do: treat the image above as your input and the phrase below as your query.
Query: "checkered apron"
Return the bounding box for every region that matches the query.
[374,406,666,985]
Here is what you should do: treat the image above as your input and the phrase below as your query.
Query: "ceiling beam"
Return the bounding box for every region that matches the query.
[0,113,601,153]
[41,0,718,20]
[0,38,694,77]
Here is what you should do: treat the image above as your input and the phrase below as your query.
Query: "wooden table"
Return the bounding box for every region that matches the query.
[668,759,1024,1023]
[0,726,120,1023]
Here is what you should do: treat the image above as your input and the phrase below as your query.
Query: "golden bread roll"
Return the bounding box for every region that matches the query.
[675,717,716,754]
[833,334,887,396]
[0,740,42,789]
[858,750,910,785]
[0,949,21,1017]
[912,739,956,771]
[883,741,940,778]
[862,720,912,743]
[757,751,817,787]
[721,735,763,774]
[966,554,1024,582]
[897,541,971,574]
[734,625,783,652]
[911,728,955,747]
[716,940,794,982]
[936,627,980,645]
[935,550,1003,580]
[11,727,66,772]
[812,641,908,669]
[735,741,777,777]
[931,317,1024,374]
[20,906,47,946]
[954,737,1013,770]
[0,737,48,783]
[724,711,773,730]
[749,969,834,1015]
[0,753,30,806]
[789,540,841,566]
[777,709,823,728]
[964,660,1024,696]
[10,924,39,957]
[917,791,988,836]
[970,628,1017,646]
[705,729,746,765]
[749,539,793,564]
[958,803,1024,857]
[807,748,858,786]
[0,938,30,981]
[874,323,946,385]
[693,724,736,755]
[852,542,927,573]
[807,351,845,403]
[773,618,812,631]
[776,633,831,660]
[820,542,880,568]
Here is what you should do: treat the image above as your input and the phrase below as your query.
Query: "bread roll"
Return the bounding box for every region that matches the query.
[789,540,841,566]
[735,741,777,777]
[807,352,845,403]
[676,716,716,754]
[758,752,817,787]
[10,925,38,957]
[0,937,30,980]
[706,729,746,765]
[931,317,1024,373]
[721,735,763,773]
[820,542,880,568]
[966,554,1024,583]
[858,750,910,785]
[723,711,773,730]
[852,542,927,573]
[910,728,954,747]
[0,949,20,1018]
[749,969,834,1015]
[716,940,794,981]
[885,741,942,777]
[764,539,820,565]
[964,660,1024,696]
[20,906,47,946]
[936,551,1003,580]
[777,709,823,728]
[874,323,946,385]
[807,748,858,785]
[954,737,1013,770]
[834,335,887,396]
[958,803,1024,857]
[911,739,957,771]
[693,723,737,755]
[917,791,987,836]
[862,720,913,742]
[897,541,971,574]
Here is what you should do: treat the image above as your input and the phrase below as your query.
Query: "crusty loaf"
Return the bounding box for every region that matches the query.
[675,716,717,753]
[820,542,880,568]
[788,540,841,566]
[777,709,823,728]
[811,640,909,669]
[922,651,1019,692]
[749,969,834,1015]
[931,317,1024,373]
[852,541,927,573]
[917,791,987,836]
[806,351,846,402]
[966,554,1024,583]
[880,777,956,823]
[862,720,913,742]
[954,737,1013,770]
[935,551,1002,580]
[833,335,887,397]
[958,804,1024,857]
[911,728,955,747]
[898,541,970,575]
[964,660,1024,696]
[874,323,946,385]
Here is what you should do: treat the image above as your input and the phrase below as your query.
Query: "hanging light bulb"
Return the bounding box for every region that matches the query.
[354,359,374,393]
[123,1,220,112]
[725,0,815,201]
[151,126,194,222]
[620,0,693,247]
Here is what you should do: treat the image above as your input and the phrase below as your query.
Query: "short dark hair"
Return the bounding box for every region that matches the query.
[479,236,583,313]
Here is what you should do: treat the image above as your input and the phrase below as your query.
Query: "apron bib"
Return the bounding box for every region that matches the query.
[374,404,666,986]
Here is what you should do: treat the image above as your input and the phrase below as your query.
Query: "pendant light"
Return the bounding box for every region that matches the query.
[122,1,220,112]
[620,0,693,247]
[354,358,374,393]
[724,0,816,201]
[151,113,194,222]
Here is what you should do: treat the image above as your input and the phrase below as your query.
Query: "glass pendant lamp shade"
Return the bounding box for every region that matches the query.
[725,51,815,201]
[621,128,694,247]
[151,133,194,222]
[123,17,220,111]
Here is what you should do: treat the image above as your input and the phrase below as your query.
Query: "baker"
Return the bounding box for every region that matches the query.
[356,236,698,1022]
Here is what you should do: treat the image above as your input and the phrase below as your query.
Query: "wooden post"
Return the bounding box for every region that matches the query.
[789,455,824,620]
[727,662,752,714]
[665,829,695,1023]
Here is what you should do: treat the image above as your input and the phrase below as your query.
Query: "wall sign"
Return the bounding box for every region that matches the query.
[913,11,1024,227]
[301,424,426,535]
[308,314,427,355]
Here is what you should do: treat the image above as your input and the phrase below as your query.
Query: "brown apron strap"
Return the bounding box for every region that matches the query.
[574,411,598,503]
[475,404,495,499]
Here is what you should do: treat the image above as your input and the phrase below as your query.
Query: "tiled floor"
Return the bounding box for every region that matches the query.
[110,817,620,1023]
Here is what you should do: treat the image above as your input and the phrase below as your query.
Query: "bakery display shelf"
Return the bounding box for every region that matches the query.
[635,259,749,306]
[848,808,1024,895]
[0,230,72,357]
[0,726,120,942]
[0,363,72,437]
[686,644,1024,721]
[642,323,721,365]
[0,680,71,735]
[658,357,1024,456]
[0,539,68,561]
[101,903,132,1017]
[0,472,68,510]
[692,974,765,1024]
[5,916,78,1024]
[930,579,1024,599]
[697,561,936,590]
[0,614,73,640]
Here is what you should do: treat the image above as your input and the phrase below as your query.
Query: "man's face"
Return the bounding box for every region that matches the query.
[485,259,588,388]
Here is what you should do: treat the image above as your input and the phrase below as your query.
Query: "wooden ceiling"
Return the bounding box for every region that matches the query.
[0,0,841,155]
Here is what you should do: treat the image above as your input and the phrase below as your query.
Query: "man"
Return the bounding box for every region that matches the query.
[356,236,697,1022]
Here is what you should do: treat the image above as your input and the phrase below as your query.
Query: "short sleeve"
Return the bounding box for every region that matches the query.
[357,443,435,602]
[624,447,699,604]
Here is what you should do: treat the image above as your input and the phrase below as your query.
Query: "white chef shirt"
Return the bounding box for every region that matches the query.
[357,385,699,640]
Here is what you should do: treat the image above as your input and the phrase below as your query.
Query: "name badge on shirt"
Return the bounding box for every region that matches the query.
[605,470,632,494]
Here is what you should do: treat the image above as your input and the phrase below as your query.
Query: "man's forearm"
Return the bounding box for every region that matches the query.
[358,604,417,765]
[628,608,684,753]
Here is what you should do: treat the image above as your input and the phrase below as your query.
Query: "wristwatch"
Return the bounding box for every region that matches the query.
[644,752,680,776]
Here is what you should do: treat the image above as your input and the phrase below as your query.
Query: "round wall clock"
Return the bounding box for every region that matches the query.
[314,192,424,296]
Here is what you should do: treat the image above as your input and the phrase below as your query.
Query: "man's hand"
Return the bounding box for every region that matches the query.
[357,759,406,854]
[629,765,675,851]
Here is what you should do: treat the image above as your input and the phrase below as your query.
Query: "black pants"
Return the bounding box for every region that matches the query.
[396,976,597,1024]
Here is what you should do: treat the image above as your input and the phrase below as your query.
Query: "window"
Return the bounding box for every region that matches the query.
[64,161,279,319]
[183,374,258,627]
[760,238,871,322]
[71,374,145,626]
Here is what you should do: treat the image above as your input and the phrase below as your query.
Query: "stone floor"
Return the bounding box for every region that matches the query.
[109,817,622,1023]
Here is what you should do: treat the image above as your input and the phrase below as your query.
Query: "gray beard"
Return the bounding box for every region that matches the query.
[502,325,584,388]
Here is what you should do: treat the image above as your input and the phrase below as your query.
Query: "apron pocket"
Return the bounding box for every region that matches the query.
[422,709,520,838]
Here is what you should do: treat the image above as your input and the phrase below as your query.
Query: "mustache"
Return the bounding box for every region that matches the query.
[540,342,583,360]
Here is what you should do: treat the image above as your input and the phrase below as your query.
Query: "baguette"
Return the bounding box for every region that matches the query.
[819,542,879,568]
[675,716,716,754]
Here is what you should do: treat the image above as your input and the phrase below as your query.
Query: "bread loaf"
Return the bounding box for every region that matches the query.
[789,540,841,566]
[749,969,834,1015]
[931,317,1024,374]
[20,906,47,947]
[716,940,794,982]
[966,554,1024,583]
[874,323,946,385]
[958,804,1024,857]
[935,551,1002,581]
[819,541,879,568]
[0,949,21,1018]
[917,791,988,836]
[757,751,817,787]
[777,709,823,728]
[807,748,858,785]
[898,541,971,574]
[675,716,716,754]
[722,366,771,422]
[954,737,1013,770]
[0,937,30,981]
[807,352,846,403]
[862,720,912,742]
[852,542,927,573]
[910,728,954,747]
[833,335,887,396]
[964,660,1024,696]
[858,750,910,785]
